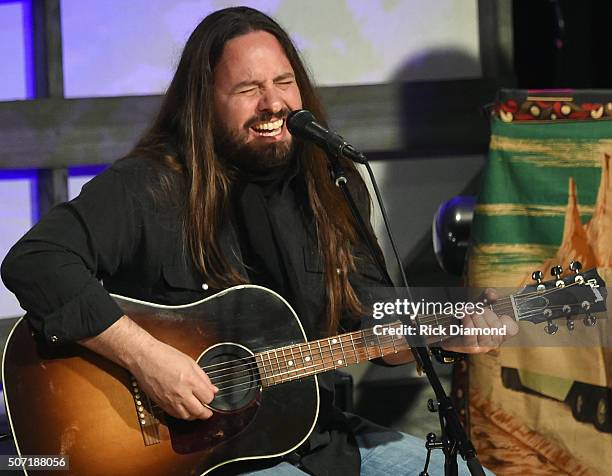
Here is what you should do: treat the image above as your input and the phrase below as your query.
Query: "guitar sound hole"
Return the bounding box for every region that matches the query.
[199,343,261,412]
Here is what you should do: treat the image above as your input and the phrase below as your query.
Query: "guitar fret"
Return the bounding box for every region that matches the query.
[508,295,519,321]
[288,346,298,377]
[255,354,269,387]
[263,354,273,386]
[275,360,317,380]
[306,342,314,368]
[390,333,398,353]
[290,367,318,382]
[348,333,359,363]
[338,337,348,365]
[266,351,277,384]
[297,343,306,371]
[280,347,289,383]
[375,332,384,358]
[327,338,338,368]
[273,349,282,382]
[360,331,371,360]
[316,341,326,370]
[256,325,420,389]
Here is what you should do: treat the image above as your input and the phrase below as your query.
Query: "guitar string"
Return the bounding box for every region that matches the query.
[491,280,584,304]
[200,290,589,383]
[213,337,409,397]
[205,301,593,390]
[210,320,434,386]
[490,280,582,306]
[209,298,592,383]
[176,296,601,410]
[212,315,535,397]
[196,331,397,376]
[200,295,517,377]
[515,302,595,318]
[198,280,587,375]
[200,291,591,383]
[208,331,405,387]
[148,301,600,407]
[208,302,599,399]
[146,337,406,410]
[209,345,404,388]
[144,280,599,412]
[159,281,588,388]
[202,322,432,380]
[159,299,582,406]
[405,281,588,321]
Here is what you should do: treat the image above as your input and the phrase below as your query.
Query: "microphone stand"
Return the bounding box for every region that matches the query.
[324,148,485,476]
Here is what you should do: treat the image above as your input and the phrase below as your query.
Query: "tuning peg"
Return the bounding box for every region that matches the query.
[569,261,582,273]
[551,265,564,287]
[583,313,597,327]
[545,321,559,334]
[563,305,574,331]
[532,270,545,290]
[569,261,586,284]
[551,265,563,279]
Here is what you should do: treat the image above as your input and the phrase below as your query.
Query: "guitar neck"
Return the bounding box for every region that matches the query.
[254,299,515,387]
[254,321,408,387]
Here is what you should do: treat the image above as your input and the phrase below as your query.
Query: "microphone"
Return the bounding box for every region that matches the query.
[286,109,367,164]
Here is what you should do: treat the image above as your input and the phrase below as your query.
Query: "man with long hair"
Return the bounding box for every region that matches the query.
[2,7,511,474]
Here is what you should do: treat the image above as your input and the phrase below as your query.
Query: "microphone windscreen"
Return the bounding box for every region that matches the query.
[286,109,316,136]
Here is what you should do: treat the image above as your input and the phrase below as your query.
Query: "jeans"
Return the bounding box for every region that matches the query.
[240,414,494,476]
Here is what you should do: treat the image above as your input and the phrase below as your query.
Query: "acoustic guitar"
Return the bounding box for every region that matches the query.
[2,265,606,475]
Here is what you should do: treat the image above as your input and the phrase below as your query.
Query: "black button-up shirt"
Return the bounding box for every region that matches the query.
[1,155,389,474]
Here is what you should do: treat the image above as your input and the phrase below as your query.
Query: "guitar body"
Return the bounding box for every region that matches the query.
[2,285,319,476]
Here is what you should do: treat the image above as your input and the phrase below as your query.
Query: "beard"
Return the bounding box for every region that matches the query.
[213,110,294,174]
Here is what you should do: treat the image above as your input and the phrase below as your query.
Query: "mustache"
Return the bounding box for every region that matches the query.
[244,108,291,128]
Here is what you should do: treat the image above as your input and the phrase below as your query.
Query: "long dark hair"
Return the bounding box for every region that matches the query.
[130,6,379,334]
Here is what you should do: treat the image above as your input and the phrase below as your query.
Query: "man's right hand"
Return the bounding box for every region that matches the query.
[129,340,218,420]
[79,315,218,421]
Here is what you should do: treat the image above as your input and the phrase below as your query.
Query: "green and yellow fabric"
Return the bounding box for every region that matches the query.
[466,89,612,475]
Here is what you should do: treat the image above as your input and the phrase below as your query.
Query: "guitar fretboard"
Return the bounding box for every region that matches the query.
[254,323,404,386]
[254,300,517,387]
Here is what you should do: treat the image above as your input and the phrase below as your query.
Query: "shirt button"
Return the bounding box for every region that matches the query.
[202,283,209,290]
[50,335,59,343]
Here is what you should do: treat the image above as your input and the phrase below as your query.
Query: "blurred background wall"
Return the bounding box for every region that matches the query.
[0,0,484,318]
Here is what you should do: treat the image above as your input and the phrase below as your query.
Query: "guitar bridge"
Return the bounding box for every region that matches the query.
[130,376,161,446]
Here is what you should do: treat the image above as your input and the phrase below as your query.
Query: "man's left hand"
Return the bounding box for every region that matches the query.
[442,289,519,354]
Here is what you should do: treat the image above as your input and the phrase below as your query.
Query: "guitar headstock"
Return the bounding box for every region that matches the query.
[513,262,607,334]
